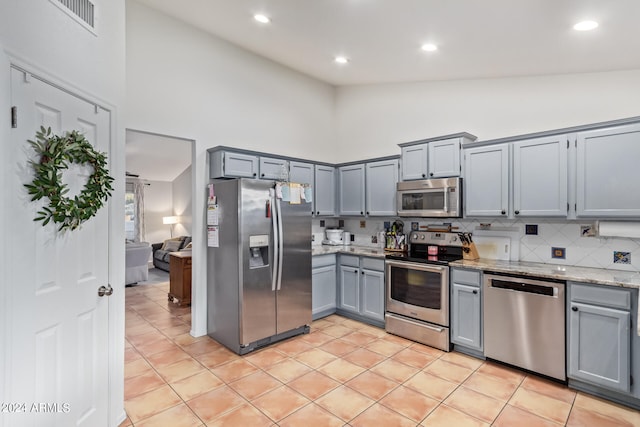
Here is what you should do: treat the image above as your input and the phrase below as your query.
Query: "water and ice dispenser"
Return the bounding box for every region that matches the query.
[249,235,269,268]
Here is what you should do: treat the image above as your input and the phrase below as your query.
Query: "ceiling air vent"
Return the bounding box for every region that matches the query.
[50,0,96,33]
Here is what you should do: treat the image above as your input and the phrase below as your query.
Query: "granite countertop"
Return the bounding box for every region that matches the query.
[452,259,640,290]
[312,244,387,258]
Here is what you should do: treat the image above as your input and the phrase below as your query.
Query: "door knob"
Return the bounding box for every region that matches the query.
[98,285,113,297]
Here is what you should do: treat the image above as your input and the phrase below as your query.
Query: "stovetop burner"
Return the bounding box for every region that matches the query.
[385,230,464,265]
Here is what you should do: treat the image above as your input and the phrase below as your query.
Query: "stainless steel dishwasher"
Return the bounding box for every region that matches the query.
[483,273,566,381]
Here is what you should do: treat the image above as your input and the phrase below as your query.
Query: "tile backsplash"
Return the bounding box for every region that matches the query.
[313,217,640,272]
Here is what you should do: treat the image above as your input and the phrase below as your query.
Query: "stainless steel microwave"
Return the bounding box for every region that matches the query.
[396,177,462,217]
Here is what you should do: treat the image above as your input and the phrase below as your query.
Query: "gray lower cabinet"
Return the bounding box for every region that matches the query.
[568,282,631,393]
[311,254,337,320]
[337,255,385,325]
[361,267,384,321]
[338,264,360,314]
[450,268,483,353]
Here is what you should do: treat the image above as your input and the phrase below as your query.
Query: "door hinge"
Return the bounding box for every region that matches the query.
[631,375,634,386]
[567,203,569,212]
[10,106,17,128]
[567,139,569,149]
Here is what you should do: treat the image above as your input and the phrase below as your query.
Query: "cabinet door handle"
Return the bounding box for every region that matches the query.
[360,211,363,215]
[361,271,364,275]
[514,210,520,215]
[430,172,434,177]
[422,173,426,178]
[253,173,257,177]
[472,290,478,294]
[571,306,578,312]
[354,269,358,273]
[501,210,506,215]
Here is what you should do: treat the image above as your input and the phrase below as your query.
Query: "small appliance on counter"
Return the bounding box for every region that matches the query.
[322,228,343,246]
[342,231,352,246]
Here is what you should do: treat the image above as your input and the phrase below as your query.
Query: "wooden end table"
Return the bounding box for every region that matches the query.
[168,251,192,306]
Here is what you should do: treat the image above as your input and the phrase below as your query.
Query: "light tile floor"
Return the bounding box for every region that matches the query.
[121,282,640,426]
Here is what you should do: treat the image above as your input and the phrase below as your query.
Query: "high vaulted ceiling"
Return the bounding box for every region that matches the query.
[135,0,640,86]
[125,130,192,182]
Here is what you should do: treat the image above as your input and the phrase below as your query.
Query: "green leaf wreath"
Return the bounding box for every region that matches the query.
[24,126,114,232]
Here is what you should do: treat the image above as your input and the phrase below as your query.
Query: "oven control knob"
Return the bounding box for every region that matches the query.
[420,235,425,240]
[412,233,418,240]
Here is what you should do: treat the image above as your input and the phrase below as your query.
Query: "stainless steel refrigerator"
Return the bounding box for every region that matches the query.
[207,178,312,354]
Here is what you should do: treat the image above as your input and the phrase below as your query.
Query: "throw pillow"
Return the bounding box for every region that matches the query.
[162,240,181,252]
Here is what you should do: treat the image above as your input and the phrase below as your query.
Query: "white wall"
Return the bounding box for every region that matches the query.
[144,181,174,244]
[126,0,337,336]
[172,165,193,237]
[335,70,640,161]
[0,1,126,425]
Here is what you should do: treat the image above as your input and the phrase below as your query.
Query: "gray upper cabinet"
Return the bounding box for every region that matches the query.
[210,151,259,178]
[401,145,428,180]
[314,165,336,216]
[365,159,399,216]
[259,157,289,180]
[428,138,461,178]
[512,135,568,217]
[464,144,509,217]
[339,164,366,216]
[289,161,314,185]
[576,123,640,217]
[400,134,474,181]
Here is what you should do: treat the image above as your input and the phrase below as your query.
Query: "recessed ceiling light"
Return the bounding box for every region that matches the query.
[334,56,349,64]
[421,43,438,52]
[573,20,598,31]
[253,14,270,24]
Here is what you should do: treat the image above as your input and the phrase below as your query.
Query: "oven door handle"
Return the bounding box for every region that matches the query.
[385,259,448,273]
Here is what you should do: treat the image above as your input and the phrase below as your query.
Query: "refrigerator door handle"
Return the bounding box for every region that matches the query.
[276,197,284,290]
[271,191,278,292]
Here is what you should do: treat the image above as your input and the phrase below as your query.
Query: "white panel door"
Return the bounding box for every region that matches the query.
[7,67,110,427]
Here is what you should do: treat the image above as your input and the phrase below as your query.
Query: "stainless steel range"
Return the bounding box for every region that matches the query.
[385,231,463,351]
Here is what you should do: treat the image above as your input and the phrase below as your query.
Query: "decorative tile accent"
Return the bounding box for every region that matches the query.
[614,251,631,264]
[525,224,538,235]
[551,247,566,259]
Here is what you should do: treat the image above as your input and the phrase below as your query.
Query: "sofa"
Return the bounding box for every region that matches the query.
[152,236,192,272]
[125,242,152,285]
